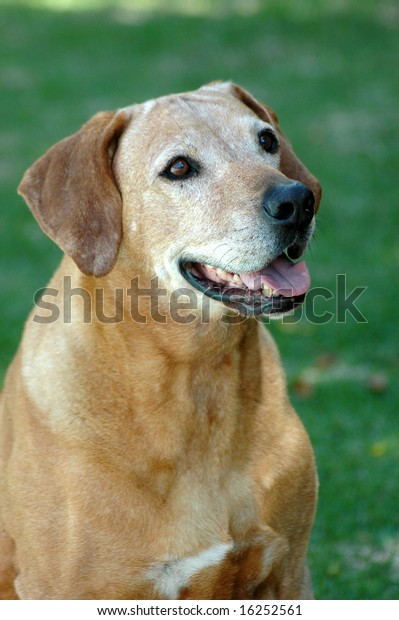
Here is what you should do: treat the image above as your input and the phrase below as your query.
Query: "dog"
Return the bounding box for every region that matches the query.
[0,82,321,600]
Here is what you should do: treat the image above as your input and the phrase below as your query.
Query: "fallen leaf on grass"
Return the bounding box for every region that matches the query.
[367,373,389,393]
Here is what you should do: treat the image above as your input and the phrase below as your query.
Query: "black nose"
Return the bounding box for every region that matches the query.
[263,182,315,228]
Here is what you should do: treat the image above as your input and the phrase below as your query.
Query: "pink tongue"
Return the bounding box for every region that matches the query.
[240,255,311,297]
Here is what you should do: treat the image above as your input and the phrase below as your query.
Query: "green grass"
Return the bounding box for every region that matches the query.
[1,0,398,600]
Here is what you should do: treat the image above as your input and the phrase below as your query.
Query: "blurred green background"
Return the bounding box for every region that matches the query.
[0,0,398,600]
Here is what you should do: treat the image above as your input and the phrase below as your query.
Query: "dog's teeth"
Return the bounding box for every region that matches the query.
[262,283,273,296]
[216,268,229,280]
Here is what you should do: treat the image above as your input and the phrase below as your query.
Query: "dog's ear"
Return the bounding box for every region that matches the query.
[18,111,130,277]
[221,83,322,212]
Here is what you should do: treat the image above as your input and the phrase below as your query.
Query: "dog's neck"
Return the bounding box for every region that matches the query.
[57,257,258,363]
[20,257,281,526]
[31,256,265,420]
[25,258,265,481]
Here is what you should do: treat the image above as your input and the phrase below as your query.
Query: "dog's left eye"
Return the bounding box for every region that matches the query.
[258,129,279,154]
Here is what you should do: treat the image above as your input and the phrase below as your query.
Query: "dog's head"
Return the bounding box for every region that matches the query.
[19,82,321,317]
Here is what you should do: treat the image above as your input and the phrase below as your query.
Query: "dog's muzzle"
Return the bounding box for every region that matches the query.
[181,181,315,316]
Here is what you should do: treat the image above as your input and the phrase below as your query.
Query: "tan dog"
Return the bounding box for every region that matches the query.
[0,82,321,600]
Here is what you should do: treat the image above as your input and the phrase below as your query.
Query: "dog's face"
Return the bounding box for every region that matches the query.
[19,82,321,317]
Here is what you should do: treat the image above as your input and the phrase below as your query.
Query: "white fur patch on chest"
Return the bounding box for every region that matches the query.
[147,542,232,599]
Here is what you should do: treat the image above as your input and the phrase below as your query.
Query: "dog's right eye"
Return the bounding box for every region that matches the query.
[162,157,196,180]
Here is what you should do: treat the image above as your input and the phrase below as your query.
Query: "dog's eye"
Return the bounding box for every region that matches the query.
[258,129,279,154]
[164,158,193,180]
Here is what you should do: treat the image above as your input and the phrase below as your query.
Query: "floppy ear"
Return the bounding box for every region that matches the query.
[18,110,130,277]
[226,83,322,212]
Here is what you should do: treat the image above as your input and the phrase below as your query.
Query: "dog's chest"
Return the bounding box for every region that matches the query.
[145,528,287,599]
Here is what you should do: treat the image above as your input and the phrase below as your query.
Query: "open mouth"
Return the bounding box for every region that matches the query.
[181,254,311,316]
